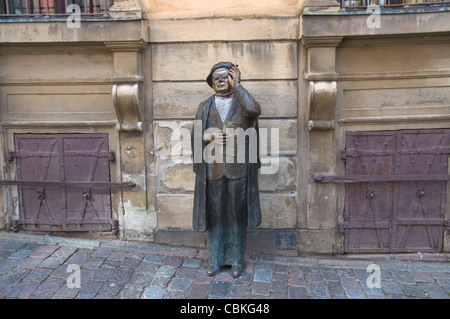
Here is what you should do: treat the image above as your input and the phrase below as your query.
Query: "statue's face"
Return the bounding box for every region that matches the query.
[212,69,232,94]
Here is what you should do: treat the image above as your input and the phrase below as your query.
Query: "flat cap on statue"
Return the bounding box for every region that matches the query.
[206,61,236,88]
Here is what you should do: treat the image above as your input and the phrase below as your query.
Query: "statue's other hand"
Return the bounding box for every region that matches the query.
[213,132,227,145]
[204,128,226,144]
[228,66,240,87]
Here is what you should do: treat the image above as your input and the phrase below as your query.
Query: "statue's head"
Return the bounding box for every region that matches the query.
[206,62,235,94]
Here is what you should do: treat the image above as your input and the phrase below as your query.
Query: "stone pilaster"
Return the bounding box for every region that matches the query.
[105,40,155,241]
[300,36,342,254]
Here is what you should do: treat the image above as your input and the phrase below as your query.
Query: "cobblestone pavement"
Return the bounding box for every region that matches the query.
[0,232,449,299]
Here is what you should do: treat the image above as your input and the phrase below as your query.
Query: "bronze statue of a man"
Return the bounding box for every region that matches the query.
[191,62,261,278]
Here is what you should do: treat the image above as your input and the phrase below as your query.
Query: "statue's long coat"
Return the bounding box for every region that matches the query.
[191,86,261,232]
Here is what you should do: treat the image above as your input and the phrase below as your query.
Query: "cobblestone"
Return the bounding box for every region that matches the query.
[254,270,272,283]
[209,281,231,298]
[30,245,60,259]
[0,232,448,300]
[144,286,166,299]
[144,254,164,264]
[8,250,33,260]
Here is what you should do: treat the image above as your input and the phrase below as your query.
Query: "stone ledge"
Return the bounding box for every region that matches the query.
[0,19,149,43]
[302,11,450,38]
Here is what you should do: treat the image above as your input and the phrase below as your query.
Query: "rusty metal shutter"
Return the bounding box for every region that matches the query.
[11,134,117,232]
[315,129,450,253]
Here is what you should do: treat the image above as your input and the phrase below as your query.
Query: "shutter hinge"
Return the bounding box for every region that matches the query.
[7,151,17,161]
[340,150,347,162]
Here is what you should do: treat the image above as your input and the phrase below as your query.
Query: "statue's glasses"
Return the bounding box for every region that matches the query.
[212,72,230,81]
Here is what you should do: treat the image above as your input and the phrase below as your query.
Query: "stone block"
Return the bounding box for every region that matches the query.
[153,118,296,162]
[152,42,297,82]
[123,229,155,242]
[308,130,335,174]
[247,230,298,256]
[260,194,297,229]
[276,231,297,250]
[299,229,336,254]
[0,84,116,123]
[258,156,296,192]
[156,162,195,192]
[112,50,141,77]
[156,229,206,248]
[336,41,450,75]
[338,78,450,119]
[153,120,193,160]
[123,201,156,240]
[307,183,336,230]
[259,119,297,155]
[152,81,297,120]
[144,1,303,21]
[149,17,299,42]
[120,134,146,176]
[309,46,337,74]
[0,49,113,81]
[153,82,210,119]
[156,194,193,229]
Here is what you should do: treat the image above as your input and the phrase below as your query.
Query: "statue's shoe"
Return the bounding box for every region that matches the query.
[231,265,243,278]
[207,265,221,276]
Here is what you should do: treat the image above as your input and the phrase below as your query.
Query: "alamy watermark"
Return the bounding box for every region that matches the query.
[66,4,81,29]
[366,263,382,289]
[169,120,280,175]
[66,264,81,289]
[366,4,381,29]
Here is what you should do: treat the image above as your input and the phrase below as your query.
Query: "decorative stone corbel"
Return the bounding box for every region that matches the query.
[308,81,337,130]
[302,36,341,130]
[112,83,143,132]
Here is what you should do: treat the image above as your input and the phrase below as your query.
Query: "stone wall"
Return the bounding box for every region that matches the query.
[148,16,302,254]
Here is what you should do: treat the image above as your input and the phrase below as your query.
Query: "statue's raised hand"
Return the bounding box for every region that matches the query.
[228,66,240,88]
